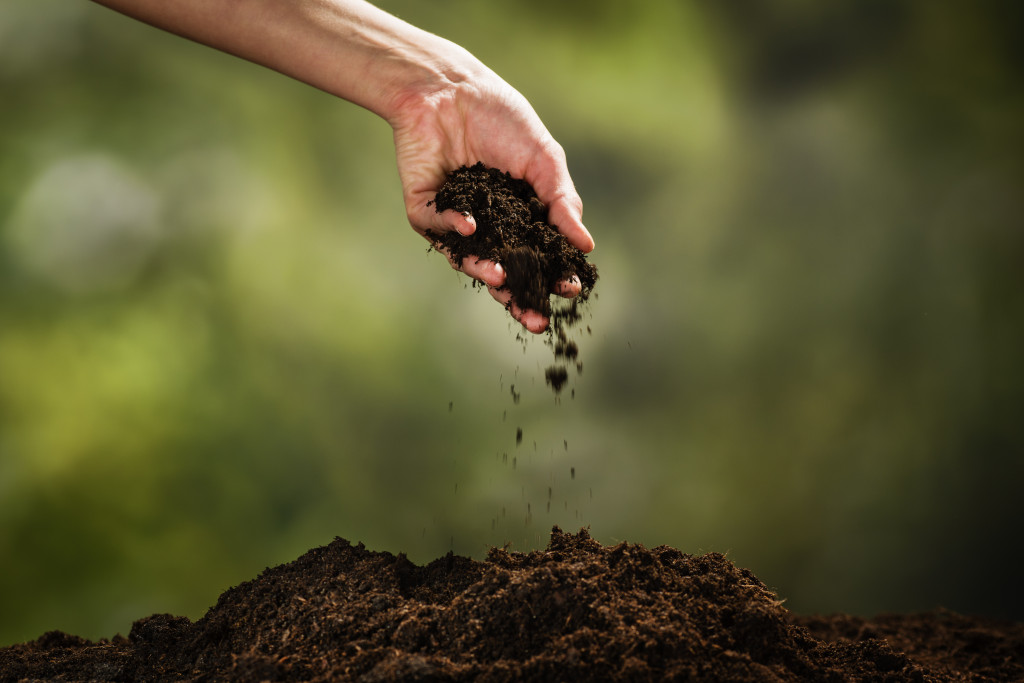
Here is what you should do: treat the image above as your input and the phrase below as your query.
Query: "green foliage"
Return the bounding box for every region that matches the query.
[1,0,1022,645]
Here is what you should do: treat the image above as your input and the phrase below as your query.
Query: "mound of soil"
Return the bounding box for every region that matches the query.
[3,528,1021,682]
[428,164,598,393]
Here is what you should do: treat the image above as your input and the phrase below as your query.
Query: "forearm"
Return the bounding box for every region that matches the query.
[91,0,481,121]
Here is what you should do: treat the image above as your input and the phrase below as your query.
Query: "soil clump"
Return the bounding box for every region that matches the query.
[428,163,597,393]
[3,527,1021,682]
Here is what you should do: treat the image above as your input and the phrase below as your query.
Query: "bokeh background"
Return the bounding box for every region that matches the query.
[2,0,1023,646]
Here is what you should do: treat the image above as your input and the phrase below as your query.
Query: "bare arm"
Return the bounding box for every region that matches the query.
[91,0,460,119]
[92,0,593,333]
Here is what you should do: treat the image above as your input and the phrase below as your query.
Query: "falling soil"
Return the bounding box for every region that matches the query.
[3,528,1021,682]
[428,163,598,394]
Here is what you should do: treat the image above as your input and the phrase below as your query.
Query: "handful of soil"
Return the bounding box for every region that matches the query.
[4,527,1021,681]
[428,164,597,393]
[428,163,597,317]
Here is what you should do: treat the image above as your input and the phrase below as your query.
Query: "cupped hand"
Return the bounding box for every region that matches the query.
[387,64,593,334]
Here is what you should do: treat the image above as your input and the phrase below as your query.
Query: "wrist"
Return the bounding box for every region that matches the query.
[372,37,486,125]
[296,0,486,123]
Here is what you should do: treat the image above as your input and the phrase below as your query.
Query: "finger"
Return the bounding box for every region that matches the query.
[461,256,505,288]
[427,237,505,289]
[407,190,477,237]
[488,286,550,334]
[526,143,595,253]
[547,193,594,253]
[445,209,476,236]
[555,275,582,299]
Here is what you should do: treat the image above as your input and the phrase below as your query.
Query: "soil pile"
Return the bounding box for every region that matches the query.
[428,164,597,393]
[3,527,1022,681]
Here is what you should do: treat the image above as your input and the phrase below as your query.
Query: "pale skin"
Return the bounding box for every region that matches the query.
[91,0,594,333]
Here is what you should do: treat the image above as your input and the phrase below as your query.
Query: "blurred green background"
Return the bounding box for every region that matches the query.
[2,0,1023,646]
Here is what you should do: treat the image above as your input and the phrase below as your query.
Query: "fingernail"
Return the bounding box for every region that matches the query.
[490,263,505,286]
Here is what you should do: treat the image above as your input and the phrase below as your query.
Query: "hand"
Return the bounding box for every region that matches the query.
[88,0,593,333]
[386,59,594,334]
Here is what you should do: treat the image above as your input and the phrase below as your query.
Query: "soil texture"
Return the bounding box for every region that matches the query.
[428,164,597,393]
[3,527,1021,682]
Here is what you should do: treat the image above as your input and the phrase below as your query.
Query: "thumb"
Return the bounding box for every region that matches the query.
[547,192,594,253]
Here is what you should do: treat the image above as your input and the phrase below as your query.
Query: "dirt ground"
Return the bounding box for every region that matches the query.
[2,527,1022,682]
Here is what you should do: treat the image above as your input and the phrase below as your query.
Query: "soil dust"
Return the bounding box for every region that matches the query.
[428,163,597,394]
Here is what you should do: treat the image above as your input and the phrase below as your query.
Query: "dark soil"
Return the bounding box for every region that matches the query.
[428,163,598,393]
[3,527,1021,682]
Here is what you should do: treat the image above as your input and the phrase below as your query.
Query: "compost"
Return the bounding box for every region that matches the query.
[428,163,597,394]
[2,527,1021,682]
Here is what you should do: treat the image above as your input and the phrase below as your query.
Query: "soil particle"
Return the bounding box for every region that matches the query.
[428,164,597,394]
[544,365,569,392]
[3,527,1021,682]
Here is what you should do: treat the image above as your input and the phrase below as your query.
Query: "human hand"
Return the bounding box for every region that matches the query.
[386,57,594,334]
[86,1,591,331]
